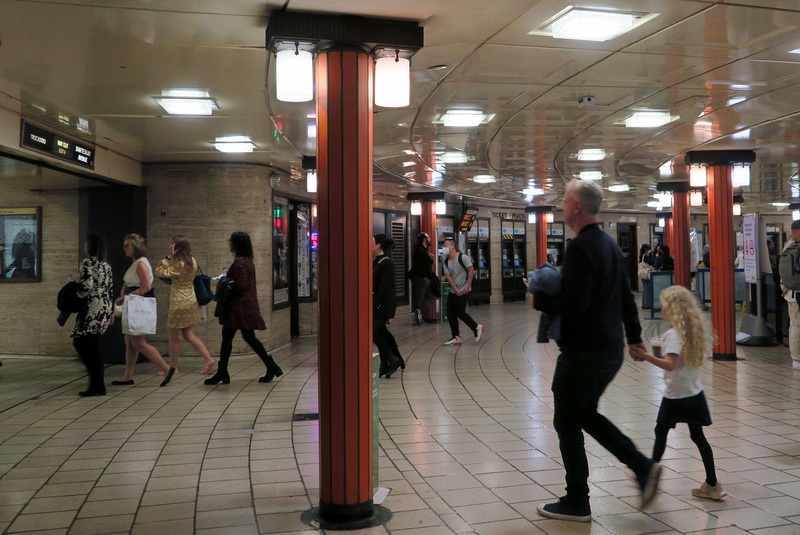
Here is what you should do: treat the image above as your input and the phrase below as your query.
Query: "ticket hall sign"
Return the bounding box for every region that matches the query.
[21,120,95,169]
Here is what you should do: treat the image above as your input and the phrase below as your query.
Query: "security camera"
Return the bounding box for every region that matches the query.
[578,95,595,108]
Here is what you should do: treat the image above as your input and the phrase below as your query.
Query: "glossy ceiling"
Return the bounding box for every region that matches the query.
[3,0,800,213]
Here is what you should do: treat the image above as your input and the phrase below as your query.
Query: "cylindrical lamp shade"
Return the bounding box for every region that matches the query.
[276,49,313,102]
[375,56,410,108]
[546,212,554,223]
[410,201,422,215]
[435,200,446,214]
[733,203,742,216]
[690,165,707,187]
[690,190,703,207]
[307,171,317,193]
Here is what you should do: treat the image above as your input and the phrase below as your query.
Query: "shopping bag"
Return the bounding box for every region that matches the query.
[121,294,157,335]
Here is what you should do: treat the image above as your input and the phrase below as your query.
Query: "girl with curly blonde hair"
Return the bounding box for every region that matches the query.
[636,285,724,500]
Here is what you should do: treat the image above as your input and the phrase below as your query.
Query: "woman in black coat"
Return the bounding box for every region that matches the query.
[205,231,282,385]
[373,234,404,378]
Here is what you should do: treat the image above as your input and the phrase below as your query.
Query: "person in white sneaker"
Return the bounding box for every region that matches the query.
[441,238,484,346]
[780,220,800,370]
[634,285,725,501]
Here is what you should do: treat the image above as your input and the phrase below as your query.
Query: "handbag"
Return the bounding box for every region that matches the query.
[428,272,442,298]
[121,294,157,335]
[638,261,652,280]
[193,264,215,306]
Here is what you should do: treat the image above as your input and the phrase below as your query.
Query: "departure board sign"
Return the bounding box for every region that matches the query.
[21,121,95,169]
[459,208,478,232]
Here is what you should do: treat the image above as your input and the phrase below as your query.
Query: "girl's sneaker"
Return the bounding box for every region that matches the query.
[692,481,726,500]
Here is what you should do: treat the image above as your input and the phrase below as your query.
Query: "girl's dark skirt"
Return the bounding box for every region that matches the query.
[656,390,712,429]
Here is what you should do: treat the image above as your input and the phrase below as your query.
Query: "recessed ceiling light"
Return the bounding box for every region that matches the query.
[472,174,496,184]
[659,162,672,177]
[727,96,746,106]
[156,88,218,115]
[791,48,800,54]
[428,64,448,71]
[608,184,630,192]
[214,136,255,153]
[437,151,469,163]
[772,202,790,207]
[522,187,544,195]
[732,129,750,140]
[647,201,661,208]
[577,148,606,161]
[439,110,492,127]
[532,7,659,42]
[624,111,673,128]
[579,171,603,181]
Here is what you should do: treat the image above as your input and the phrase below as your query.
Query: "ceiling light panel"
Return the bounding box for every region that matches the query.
[577,148,606,161]
[624,111,673,128]
[438,110,493,127]
[531,7,659,42]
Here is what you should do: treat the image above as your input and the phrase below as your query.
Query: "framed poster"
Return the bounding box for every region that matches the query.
[273,196,290,307]
[1,207,42,282]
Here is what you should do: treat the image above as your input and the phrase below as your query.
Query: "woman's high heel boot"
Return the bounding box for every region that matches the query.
[204,371,230,385]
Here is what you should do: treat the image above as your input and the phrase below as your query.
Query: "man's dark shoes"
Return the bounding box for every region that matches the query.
[638,461,662,508]
[536,498,591,522]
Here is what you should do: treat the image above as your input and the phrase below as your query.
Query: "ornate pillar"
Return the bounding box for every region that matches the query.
[316,46,375,523]
[420,202,438,321]
[686,150,756,361]
[535,213,548,267]
[672,190,691,289]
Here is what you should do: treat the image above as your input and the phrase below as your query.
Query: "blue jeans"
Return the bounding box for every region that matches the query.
[641,278,653,308]
[551,343,650,506]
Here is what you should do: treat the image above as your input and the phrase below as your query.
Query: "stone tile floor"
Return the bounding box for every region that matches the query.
[1,301,799,534]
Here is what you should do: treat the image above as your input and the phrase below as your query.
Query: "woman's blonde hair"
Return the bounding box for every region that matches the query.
[171,235,194,273]
[124,233,147,259]
[660,285,711,367]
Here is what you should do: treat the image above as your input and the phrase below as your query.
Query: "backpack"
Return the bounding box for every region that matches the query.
[779,241,800,290]
[444,253,468,272]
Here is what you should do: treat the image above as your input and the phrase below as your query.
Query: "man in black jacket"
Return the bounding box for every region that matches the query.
[410,232,435,325]
[533,179,660,522]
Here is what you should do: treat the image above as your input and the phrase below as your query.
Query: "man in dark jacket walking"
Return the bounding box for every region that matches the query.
[533,179,660,522]
[410,232,435,325]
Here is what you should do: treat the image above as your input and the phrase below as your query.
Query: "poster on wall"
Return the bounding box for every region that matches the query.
[273,196,290,307]
[1,207,42,283]
[296,205,310,298]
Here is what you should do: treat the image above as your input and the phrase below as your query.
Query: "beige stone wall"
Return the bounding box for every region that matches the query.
[144,163,308,356]
[0,185,80,355]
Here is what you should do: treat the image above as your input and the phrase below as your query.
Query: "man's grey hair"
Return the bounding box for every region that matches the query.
[565,179,604,215]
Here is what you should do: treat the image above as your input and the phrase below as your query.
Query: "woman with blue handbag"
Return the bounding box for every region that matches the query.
[155,235,215,375]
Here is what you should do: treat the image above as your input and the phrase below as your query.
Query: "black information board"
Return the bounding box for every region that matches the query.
[459,208,478,232]
[21,121,95,169]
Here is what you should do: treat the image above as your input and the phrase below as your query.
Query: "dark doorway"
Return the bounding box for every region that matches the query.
[80,186,147,363]
[617,223,638,291]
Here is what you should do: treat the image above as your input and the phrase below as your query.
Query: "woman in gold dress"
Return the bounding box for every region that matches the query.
[155,235,215,374]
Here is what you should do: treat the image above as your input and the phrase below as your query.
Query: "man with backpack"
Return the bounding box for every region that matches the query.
[779,220,800,369]
[441,237,484,346]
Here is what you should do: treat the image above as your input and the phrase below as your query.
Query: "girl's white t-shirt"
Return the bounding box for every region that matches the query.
[123,257,153,288]
[661,328,703,399]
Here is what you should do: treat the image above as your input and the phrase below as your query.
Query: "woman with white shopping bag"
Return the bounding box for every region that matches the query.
[112,233,175,387]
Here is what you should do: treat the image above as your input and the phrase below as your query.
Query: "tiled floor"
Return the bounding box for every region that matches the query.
[2,301,800,534]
